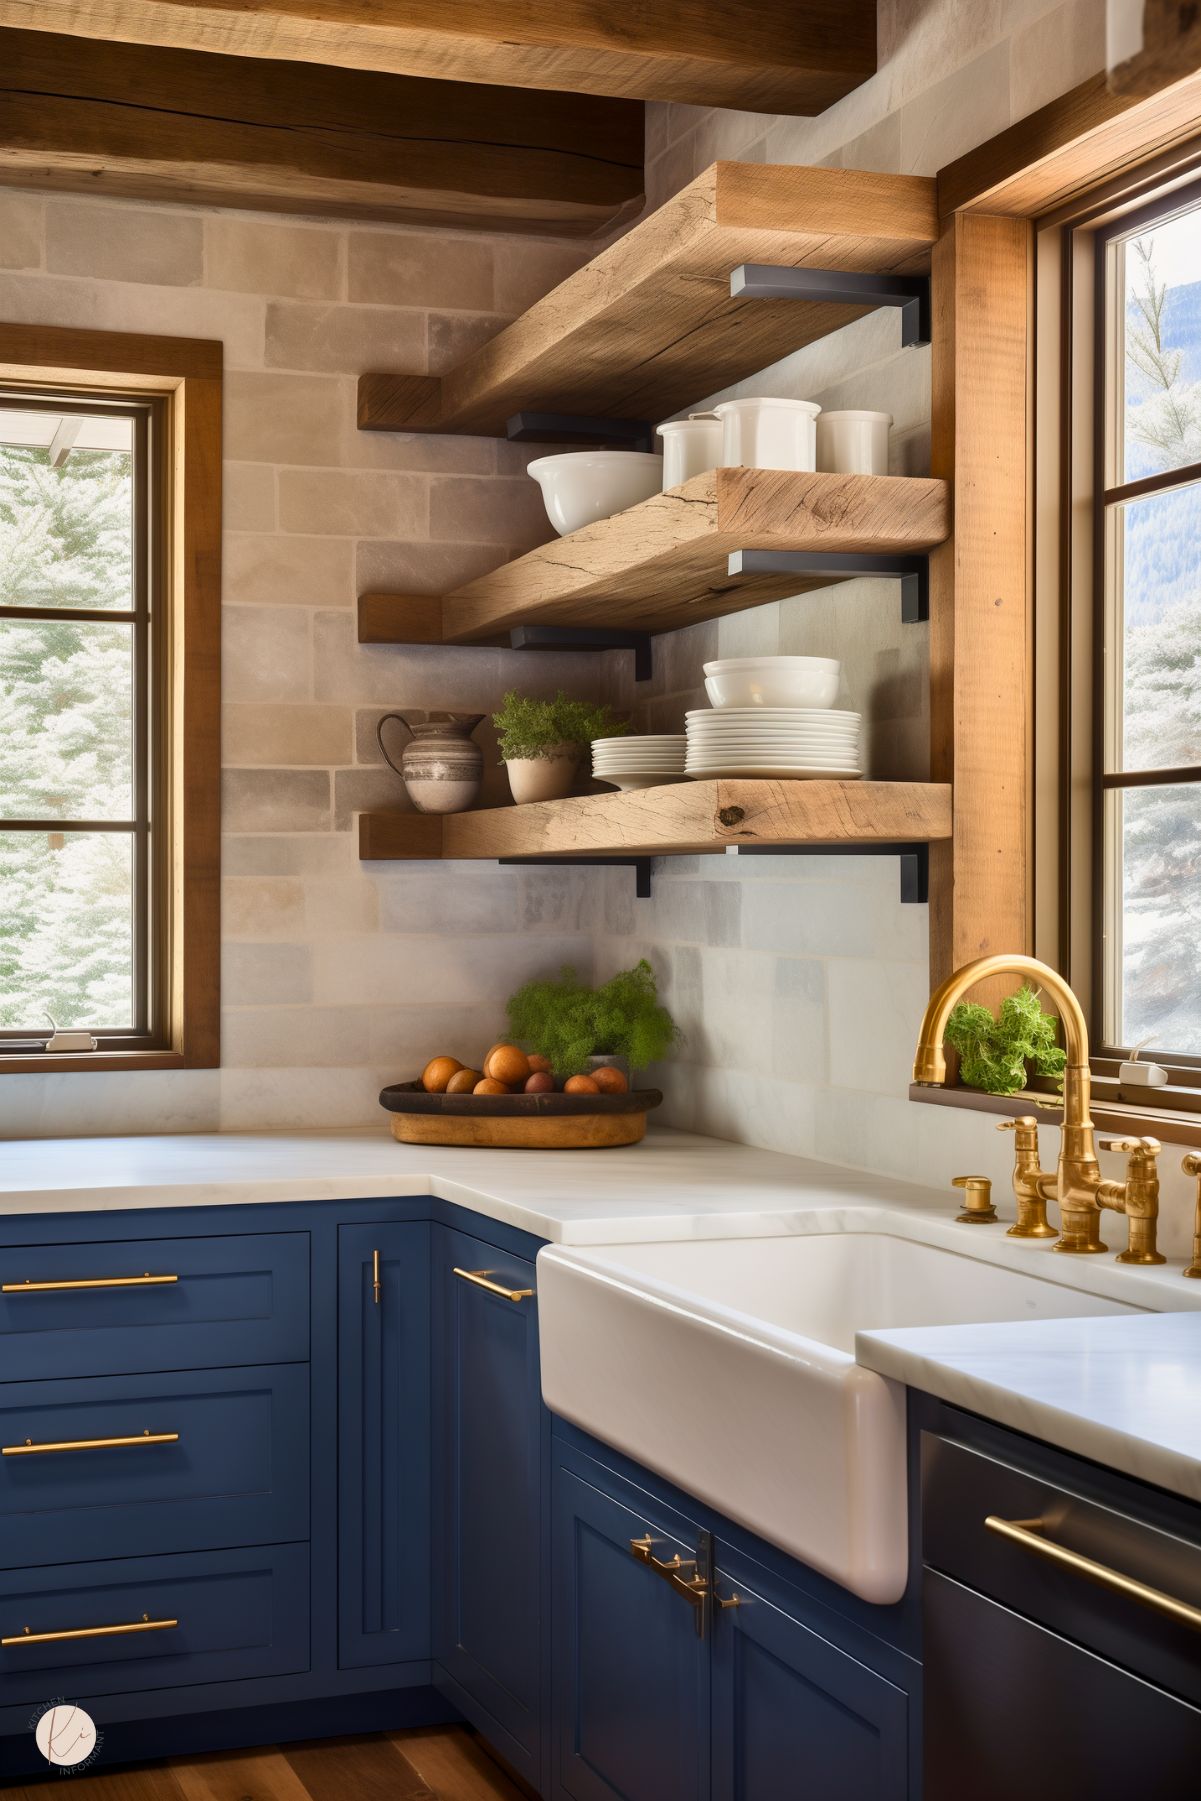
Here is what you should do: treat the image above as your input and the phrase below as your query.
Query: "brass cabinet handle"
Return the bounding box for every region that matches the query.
[629,1535,710,1612]
[985,1515,1201,1632]
[2,1273,178,1294]
[452,1267,534,1303]
[2,1614,178,1647]
[2,1430,180,1457]
[372,1249,381,1306]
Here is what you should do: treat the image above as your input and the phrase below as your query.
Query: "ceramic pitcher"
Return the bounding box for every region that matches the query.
[377,712,485,814]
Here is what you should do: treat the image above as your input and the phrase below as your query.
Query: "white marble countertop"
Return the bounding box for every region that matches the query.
[3,1124,1201,1502]
[857,1311,1201,1504]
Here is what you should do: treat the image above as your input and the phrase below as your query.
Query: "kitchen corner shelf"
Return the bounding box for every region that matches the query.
[357,161,937,439]
[358,779,952,867]
[357,467,950,649]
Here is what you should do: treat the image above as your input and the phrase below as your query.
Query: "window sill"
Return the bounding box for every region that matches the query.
[0,1050,192,1075]
[909,1082,1201,1151]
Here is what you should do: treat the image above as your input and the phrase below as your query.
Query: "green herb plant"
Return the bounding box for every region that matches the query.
[944,986,1068,1096]
[505,960,678,1075]
[492,690,629,762]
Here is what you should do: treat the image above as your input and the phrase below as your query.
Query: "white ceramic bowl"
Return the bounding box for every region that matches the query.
[816,410,892,477]
[702,656,842,710]
[527,451,664,537]
[714,398,821,472]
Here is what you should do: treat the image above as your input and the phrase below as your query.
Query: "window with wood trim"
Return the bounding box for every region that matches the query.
[0,328,221,1072]
[1036,156,1201,1122]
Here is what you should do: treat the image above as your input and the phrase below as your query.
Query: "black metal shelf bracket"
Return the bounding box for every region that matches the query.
[728,842,929,904]
[506,411,656,451]
[508,624,654,681]
[729,264,932,349]
[727,548,929,624]
[498,855,654,898]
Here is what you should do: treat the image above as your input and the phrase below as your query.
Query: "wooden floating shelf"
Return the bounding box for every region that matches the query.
[357,467,951,645]
[358,781,952,862]
[357,162,938,437]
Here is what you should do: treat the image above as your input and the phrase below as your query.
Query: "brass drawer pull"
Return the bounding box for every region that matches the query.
[985,1515,1201,1632]
[452,1268,534,1303]
[372,1248,381,1306]
[629,1536,710,1609]
[2,1273,178,1294]
[2,1614,178,1647]
[3,1430,180,1457]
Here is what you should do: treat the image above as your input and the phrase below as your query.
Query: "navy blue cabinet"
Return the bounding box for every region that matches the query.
[552,1446,708,1801]
[432,1226,543,1788]
[337,1221,431,1670]
[711,1545,908,1801]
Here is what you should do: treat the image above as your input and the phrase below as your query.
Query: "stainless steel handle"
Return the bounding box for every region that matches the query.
[452,1267,534,1303]
[985,1515,1201,1631]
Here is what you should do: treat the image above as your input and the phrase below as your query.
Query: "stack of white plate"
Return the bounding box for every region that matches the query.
[592,735,686,792]
[684,709,862,780]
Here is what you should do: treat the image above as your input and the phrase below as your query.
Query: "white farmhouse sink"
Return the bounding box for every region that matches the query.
[537,1231,1137,1605]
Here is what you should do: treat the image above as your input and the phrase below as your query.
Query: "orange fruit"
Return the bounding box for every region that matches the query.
[527,1053,553,1074]
[563,1074,600,1095]
[473,1077,511,1095]
[485,1043,531,1087]
[445,1068,482,1094]
[591,1065,629,1094]
[422,1055,463,1093]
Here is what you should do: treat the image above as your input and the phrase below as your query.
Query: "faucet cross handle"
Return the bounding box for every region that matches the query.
[1183,1155,1201,1280]
[997,1116,1057,1239]
[1100,1135,1162,1159]
[1098,1137,1165,1266]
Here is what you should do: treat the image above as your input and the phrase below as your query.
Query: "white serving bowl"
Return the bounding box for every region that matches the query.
[527,451,664,537]
[702,656,842,710]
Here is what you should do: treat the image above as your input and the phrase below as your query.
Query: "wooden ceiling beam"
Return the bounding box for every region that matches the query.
[0,28,644,235]
[0,0,877,115]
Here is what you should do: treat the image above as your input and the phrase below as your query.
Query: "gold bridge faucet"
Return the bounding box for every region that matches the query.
[914,954,1164,1265]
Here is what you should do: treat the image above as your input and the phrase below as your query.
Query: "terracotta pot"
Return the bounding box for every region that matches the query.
[377,712,484,814]
[505,746,580,804]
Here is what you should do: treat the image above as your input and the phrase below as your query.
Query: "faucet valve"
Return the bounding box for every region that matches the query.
[1183,1155,1201,1279]
[952,1175,997,1224]
[1098,1137,1165,1265]
[996,1116,1057,1239]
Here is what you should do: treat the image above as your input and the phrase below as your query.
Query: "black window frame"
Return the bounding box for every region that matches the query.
[0,386,168,1051]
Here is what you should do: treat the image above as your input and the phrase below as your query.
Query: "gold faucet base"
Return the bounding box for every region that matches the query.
[956,1209,998,1225]
[1053,1238,1108,1255]
[1185,1265,1201,1279]
[1007,1221,1057,1239]
[1115,1249,1167,1266]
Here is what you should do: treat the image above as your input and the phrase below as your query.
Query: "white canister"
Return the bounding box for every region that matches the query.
[816,410,893,477]
[656,412,723,489]
[714,397,821,472]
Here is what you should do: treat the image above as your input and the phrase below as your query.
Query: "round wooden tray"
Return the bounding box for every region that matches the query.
[379,1080,662,1149]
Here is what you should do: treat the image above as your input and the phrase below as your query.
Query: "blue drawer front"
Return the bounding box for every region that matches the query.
[0,1232,309,1379]
[0,1542,309,1703]
[0,1365,309,1567]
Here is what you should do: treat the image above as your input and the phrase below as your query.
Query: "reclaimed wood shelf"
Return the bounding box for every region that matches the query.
[358,467,950,645]
[357,780,952,862]
[357,162,938,437]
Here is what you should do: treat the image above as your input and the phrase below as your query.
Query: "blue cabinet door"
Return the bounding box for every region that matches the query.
[711,1546,909,1801]
[433,1227,543,1786]
[337,1221,430,1670]
[552,1448,708,1801]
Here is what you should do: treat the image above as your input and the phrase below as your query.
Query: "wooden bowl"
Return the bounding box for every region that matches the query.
[378,1080,662,1149]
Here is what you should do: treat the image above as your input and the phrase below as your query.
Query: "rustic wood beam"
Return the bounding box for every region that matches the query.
[0,0,876,115]
[0,28,643,234]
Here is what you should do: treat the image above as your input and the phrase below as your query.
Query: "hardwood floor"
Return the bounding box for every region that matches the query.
[5,1726,530,1801]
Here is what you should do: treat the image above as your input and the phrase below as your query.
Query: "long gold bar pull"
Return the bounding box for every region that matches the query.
[985,1516,1201,1631]
[452,1268,534,1303]
[2,1614,178,1647]
[2,1430,180,1457]
[2,1273,178,1294]
[372,1249,381,1306]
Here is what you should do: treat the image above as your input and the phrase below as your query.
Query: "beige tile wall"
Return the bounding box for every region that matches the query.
[0,192,616,1136]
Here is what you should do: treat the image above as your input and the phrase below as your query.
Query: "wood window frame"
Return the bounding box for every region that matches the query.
[0,324,221,1073]
[917,65,1201,1148]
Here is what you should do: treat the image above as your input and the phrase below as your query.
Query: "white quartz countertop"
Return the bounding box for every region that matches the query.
[3,1124,1201,1502]
[857,1311,1201,1505]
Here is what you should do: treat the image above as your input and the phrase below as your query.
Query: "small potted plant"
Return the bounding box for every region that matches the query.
[944,986,1067,1095]
[505,959,678,1080]
[492,690,629,804]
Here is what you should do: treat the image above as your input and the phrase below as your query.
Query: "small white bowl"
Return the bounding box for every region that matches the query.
[702,656,842,710]
[527,451,664,537]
